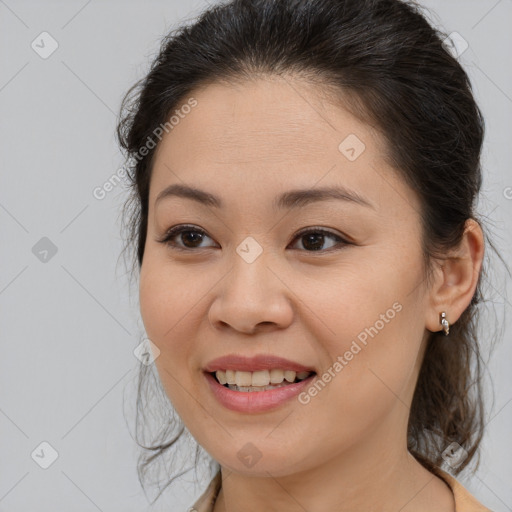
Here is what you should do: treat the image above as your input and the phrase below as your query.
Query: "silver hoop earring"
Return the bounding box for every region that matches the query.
[439,311,450,336]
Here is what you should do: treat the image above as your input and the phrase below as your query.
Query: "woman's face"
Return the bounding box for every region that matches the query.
[139,76,435,476]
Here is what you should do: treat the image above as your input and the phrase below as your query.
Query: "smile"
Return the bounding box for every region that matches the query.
[204,370,317,412]
[212,369,313,391]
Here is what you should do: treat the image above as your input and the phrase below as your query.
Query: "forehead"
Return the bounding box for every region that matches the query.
[155,77,383,163]
[148,76,416,218]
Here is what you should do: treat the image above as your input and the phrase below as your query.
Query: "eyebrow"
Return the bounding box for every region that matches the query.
[155,183,375,210]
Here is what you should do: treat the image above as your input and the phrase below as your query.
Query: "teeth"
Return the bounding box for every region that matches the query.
[270,368,284,384]
[270,369,285,384]
[214,369,312,387]
[235,371,252,387]
[216,371,227,385]
[284,370,296,383]
[251,370,270,387]
[228,382,291,392]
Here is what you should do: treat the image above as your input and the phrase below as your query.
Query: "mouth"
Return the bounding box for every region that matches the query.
[208,369,316,392]
[204,369,317,413]
[203,354,317,412]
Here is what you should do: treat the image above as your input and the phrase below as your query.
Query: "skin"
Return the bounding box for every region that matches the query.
[138,75,485,512]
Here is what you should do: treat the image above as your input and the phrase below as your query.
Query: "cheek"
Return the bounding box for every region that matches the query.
[139,266,207,429]
[138,257,202,380]
[289,252,418,356]
[292,311,421,462]
[139,249,204,342]
[293,255,425,434]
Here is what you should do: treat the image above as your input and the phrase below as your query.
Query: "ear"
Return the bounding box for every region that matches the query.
[425,219,485,334]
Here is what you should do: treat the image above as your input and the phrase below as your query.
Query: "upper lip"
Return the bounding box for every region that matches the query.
[204,354,316,373]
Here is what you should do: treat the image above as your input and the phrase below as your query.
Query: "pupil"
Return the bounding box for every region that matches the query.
[303,233,323,251]
[182,231,203,248]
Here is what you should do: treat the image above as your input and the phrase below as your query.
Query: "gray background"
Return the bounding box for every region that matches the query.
[1,1,511,511]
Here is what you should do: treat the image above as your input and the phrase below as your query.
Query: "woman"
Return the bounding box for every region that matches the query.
[117,0,501,510]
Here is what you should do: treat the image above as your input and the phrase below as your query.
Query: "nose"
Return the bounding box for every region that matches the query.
[208,253,294,335]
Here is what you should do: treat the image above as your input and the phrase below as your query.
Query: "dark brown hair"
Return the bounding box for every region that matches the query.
[116,0,507,503]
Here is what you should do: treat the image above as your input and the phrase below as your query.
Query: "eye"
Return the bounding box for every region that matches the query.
[289,227,349,252]
[157,225,350,252]
[157,224,217,251]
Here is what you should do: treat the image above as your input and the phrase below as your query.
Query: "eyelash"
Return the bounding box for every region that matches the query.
[156,224,351,253]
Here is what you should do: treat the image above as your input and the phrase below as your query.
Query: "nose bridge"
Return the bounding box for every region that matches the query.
[227,238,275,305]
[208,238,294,333]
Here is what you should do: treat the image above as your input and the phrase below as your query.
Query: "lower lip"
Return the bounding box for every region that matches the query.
[204,372,316,413]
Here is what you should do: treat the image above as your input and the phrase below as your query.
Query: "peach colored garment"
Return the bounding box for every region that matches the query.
[431,466,493,512]
[190,466,493,511]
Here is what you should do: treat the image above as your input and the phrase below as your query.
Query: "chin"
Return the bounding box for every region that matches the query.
[213,447,313,478]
